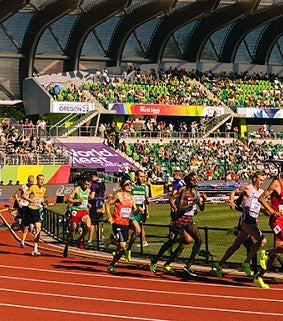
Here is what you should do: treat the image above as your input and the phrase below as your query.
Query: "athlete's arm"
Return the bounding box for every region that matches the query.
[258,180,280,216]
[67,186,82,205]
[105,191,120,223]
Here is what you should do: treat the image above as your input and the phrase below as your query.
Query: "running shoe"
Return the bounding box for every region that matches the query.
[63,246,68,258]
[150,257,157,273]
[259,250,268,270]
[163,264,175,275]
[150,263,157,273]
[215,262,223,279]
[125,250,131,262]
[78,239,85,250]
[183,265,197,277]
[107,265,117,274]
[20,241,25,248]
[136,242,149,247]
[31,250,41,256]
[242,262,252,276]
[253,276,270,289]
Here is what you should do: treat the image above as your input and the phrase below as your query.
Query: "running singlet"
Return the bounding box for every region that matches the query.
[269,180,283,236]
[131,184,147,209]
[27,185,46,210]
[19,184,30,207]
[242,184,263,225]
[112,195,134,226]
[72,186,90,211]
[173,190,199,227]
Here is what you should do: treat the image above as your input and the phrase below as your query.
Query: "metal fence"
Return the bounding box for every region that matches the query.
[42,209,275,269]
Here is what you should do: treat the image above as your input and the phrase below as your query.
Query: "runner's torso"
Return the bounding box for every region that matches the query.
[242,184,263,224]
[72,186,90,211]
[269,179,283,225]
[112,193,135,226]
[131,183,146,209]
[173,188,198,227]
[28,185,46,210]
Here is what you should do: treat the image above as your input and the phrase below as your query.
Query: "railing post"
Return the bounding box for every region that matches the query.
[204,226,209,261]
[139,221,144,256]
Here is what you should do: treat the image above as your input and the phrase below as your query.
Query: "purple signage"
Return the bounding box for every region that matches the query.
[63,143,132,172]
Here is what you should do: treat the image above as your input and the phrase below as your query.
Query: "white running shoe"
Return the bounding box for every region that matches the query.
[31,250,41,256]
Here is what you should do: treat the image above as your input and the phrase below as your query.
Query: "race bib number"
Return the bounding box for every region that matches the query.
[120,207,131,218]
[273,225,281,235]
[134,195,145,205]
[78,200,87,208]
[33,198,42,207]
[249,196,261,218]
[184,204,196,216]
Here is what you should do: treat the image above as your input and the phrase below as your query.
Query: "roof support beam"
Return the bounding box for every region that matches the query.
[64,0,130,72]
[107,0,176,67]
[147,0,219,63]
[220,3,283,63]
[183,0,258,62]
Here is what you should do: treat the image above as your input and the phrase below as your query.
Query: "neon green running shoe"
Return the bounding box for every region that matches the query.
[183,265,196,277]
[163,264,175,275]
[107,265,117,274]
[215,262,223,279]
[242,262,252,276]
[253,276,270,289]
[150,263,157,273]
[125,250,131,262]
[259,250,269,270]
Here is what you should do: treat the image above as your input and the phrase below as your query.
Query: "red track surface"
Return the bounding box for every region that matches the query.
[1,209,283,321]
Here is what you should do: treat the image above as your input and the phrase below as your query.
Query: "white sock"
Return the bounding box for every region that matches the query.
[34,243,38,252]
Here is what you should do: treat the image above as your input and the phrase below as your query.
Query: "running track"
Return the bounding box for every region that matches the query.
[1,209,283,321]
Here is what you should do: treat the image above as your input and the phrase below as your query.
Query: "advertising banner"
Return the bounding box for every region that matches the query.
[237,107,283,119]
[108,103,225,117]
[64,143,132,172]
[52,101,94,113]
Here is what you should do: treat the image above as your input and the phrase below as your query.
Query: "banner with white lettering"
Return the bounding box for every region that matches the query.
[52,101,94,113]
[64,143,132,172]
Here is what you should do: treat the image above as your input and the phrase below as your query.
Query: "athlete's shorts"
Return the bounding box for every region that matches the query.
[22,208,41,226]
[89,207,103,225]
[112,224,129,243]
[270,216,283,242]
[130,212,143,223]
[169,224,187,240]
[18,206,29,221]
[70,209,89,224]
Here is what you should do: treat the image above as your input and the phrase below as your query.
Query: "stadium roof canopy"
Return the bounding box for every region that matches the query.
[0,0,282,102]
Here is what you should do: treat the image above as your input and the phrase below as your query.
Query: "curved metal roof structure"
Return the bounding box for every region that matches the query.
[0,0,281,102]
[220,2,283,63]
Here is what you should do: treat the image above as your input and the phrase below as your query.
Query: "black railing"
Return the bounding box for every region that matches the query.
[42,210,275,268]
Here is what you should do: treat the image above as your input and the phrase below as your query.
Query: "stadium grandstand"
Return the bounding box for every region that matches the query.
[0,0,282,184]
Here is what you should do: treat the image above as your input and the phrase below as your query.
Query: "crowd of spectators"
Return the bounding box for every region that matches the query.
[117,138,283,183]
[47,67,283,109]
[0,116,68,166]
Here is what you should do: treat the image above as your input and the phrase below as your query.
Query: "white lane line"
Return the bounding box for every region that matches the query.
[0,286,283,311]
[0,302,170,321]
[0,288,282,318]
[0,264,282,292]
[0,275,282,304]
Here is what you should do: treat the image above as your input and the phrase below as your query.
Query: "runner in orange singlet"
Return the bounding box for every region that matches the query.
[105,177,144,273]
